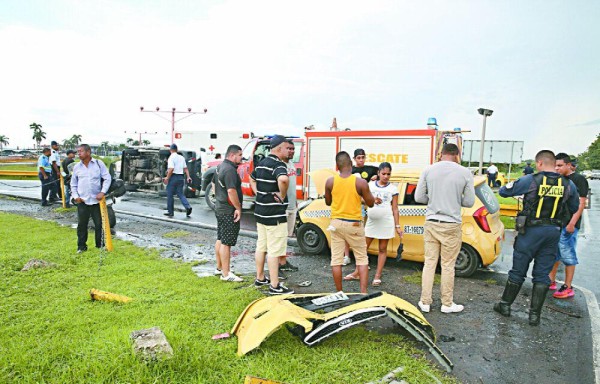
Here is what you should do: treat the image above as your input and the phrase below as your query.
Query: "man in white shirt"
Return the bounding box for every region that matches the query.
[486,163,499,188]
[50,140,62,200]
[163,143,193,218]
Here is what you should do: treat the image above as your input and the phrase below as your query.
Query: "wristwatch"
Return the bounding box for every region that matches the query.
[395,225,401,228]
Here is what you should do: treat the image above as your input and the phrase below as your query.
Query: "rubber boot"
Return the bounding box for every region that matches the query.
[493,280,522,317]
[529,283,549,326]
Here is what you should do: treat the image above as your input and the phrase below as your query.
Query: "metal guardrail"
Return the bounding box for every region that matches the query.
[0,170,38,176]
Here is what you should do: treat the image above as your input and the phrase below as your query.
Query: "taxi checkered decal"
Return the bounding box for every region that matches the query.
[398,207,427,216]
[303,210,331,218]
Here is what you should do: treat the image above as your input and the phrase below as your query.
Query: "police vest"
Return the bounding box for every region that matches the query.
[521,173,569,225]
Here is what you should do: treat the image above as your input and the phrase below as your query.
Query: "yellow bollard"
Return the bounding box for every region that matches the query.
[99,197,114,251]
[60,174,66,208]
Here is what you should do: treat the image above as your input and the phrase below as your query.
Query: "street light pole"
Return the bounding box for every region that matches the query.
[140,107,208,145]
[477,108,494,176]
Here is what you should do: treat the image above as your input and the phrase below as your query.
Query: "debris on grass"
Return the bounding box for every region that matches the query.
[90,289,132,303]
[130,327,173,361]
[21,259,57,271]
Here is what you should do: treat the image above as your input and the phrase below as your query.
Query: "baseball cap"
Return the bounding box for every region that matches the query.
[270,135,286,149]
[51,140,58,146]
[169,143,178,150]
[571,157,578,167]
[354,148,366,158]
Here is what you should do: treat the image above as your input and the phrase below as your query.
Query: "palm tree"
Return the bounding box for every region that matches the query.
[0,135,9,153]
[70,134,82,147]
[142,139,151,146]
[132,140,140,146]
[126,138,134,145]
[29,123,46,150]
[62,138,73,150]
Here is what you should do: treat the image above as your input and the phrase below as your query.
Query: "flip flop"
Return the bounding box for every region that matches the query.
[372,279,382,287]
[297,281,312,287]
[343,273,360,281]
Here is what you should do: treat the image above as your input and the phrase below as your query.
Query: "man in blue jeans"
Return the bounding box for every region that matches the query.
[163,143,192,218]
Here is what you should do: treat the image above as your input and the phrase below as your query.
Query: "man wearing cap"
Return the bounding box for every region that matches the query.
[523,162,534,175]
[250,135,294,295]
[50,140,62,200]
[61,149,76,208]
[37,147,54,206]
[163,143,193,218]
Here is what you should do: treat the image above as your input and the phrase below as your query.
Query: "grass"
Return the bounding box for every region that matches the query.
[500,216,515,230]
[403,271,441,285]
[494,192,519,206]
[0,212,455,384]
[162,230,191,238]
[54,207,77,213]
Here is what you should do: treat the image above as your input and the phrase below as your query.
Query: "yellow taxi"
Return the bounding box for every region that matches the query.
[296,169,505,277]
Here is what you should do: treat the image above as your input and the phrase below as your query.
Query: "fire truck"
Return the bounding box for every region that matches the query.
[302,126,464,198]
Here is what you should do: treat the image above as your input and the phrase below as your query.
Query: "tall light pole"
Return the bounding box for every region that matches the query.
[477,108,493,176]
[140,107,208,145]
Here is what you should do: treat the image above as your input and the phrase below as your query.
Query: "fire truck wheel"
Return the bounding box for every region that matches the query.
[204,182,216,211]
[296,223,327,255]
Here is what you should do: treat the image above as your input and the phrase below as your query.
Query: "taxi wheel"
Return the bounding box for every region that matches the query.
[297,223,327,255]
[455,244,479,277]
[494,180,502,187]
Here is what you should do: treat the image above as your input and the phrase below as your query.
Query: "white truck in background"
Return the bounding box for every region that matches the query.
[173,130,255,172]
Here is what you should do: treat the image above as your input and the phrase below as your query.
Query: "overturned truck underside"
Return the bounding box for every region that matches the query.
[231,291,453,372]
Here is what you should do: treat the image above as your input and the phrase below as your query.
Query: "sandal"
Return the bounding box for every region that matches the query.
[372,279,382,287]
[343,273,360,281]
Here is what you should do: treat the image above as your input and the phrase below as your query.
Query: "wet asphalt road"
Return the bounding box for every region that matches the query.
[2,179,599,300]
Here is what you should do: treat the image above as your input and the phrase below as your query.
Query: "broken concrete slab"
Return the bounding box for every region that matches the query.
[21,259,57,271]
[130,326,173,361]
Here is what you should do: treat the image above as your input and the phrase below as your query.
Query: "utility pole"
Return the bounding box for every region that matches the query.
[477,108,494,176]
[139,107,208,145]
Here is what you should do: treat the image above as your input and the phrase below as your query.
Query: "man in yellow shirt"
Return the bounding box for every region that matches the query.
[325,151,375,294]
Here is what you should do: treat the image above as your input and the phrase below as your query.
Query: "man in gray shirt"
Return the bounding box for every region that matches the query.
[414,143,475,314]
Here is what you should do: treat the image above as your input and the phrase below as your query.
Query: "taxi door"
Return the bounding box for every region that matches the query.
[238,139,258,197]
[395,182,426,261]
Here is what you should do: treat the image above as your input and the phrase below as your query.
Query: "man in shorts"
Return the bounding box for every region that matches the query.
[325,151,375,294]
[548,153,589,298]
[250,135,293,295]
[214,145,244,282]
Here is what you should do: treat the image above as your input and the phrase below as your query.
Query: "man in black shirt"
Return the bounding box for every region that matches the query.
[352,148,378,182]
[250,135,293,295]
[214,144,244,282]
[548,153,589,299]
[61,150,76,207]
[523,162,534,175]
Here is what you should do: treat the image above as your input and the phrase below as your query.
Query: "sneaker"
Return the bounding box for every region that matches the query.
[254,277,271,287]
[441,303,464,313]
[186,207,192,217]
[220,272,243,282]
[268,283,294,295]
[549,281,557,290]
[76,247,88,254]
[41,201,50,206]
[164,212,174,217]
[418,301,430,313]
[343,255,352,266]
[553,284,575,299]
[279,260,298,272]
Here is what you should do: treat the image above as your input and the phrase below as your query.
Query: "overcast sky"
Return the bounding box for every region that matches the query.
[1,0,599,158]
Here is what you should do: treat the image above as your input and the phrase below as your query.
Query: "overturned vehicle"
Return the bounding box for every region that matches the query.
[232,291,453,373]
[116,147,202,197]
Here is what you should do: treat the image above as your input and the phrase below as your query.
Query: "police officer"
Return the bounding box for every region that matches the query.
[494,150,579,326]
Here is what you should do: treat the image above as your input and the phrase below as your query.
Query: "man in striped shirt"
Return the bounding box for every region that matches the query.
[250,135,294,295]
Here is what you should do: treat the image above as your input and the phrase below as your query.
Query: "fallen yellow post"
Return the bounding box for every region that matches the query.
[244,376,287,384]
[99,197,114,251]
[90,289,132,303]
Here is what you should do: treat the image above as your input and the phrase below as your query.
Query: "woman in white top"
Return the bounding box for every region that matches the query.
[344,162,402,286]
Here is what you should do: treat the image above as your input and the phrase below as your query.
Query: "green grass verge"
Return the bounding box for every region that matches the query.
[403,271,441,285]
[500,216,515,230]
[0,212,454,383]
[494,192,519,206]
